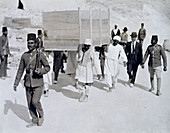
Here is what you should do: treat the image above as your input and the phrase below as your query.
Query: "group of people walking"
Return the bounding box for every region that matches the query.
[0,23,168,128]
[75,23,167,102]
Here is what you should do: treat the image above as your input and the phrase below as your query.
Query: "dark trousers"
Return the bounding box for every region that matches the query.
[61,58,64,71]
[100,58,105,78]
[0,55,8,77]
[25,86,43,124]
[127,62,139,84]
[54,67,60,81]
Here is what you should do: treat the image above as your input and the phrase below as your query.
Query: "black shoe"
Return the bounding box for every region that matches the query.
[107,87,113,93]
[149,88,154,92]
[61,70,65,73]
[156,91,161,96]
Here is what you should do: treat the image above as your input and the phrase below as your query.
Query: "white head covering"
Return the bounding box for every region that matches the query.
[84,39,92,45]
[113,36,121,42]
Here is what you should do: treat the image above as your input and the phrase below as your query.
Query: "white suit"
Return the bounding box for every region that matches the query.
[104,44,127,88]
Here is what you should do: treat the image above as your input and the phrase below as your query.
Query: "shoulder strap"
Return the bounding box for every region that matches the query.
[26,53,37,69]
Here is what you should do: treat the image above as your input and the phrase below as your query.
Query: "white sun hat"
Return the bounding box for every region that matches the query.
[113,36,121,42]
[84,39,92,45]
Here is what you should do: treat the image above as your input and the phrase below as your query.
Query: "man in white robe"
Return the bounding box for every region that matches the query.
[104,36,127,92]
[75,39,94,102]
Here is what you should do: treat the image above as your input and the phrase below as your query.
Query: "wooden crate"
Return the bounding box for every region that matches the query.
[43,8,110,51]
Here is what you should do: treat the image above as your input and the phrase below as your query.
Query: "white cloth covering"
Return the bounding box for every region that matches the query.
[104,44,127,87]
[93,51,102,75]
[75,47,94,84]
[43,52,53,90]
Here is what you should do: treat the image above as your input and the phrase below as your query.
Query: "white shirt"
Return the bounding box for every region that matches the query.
[105,43,127,62]
[131,41,137,52]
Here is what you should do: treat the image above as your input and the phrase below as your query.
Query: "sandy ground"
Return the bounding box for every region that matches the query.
[0,52,169,133]
[0,0,170,133]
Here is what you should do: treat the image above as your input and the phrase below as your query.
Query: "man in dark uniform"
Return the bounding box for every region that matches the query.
[138,23,146,45]
[141,35,167,96]
[0,27,12,79]
[36,30,43,50]
[13,33,50,127]
[125,32,143,87]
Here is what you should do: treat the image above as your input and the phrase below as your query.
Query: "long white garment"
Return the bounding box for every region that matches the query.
[44,53,53,90]
[75,47,94,83]
[104,44,127,87]
[93,51,102,75]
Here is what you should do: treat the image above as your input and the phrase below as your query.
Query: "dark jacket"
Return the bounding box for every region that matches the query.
[14,50,50,87]
[53,51,63,72]
[125,41,143,65]
[142,44,167,68]
[111,29,121,40]
[138,28,146,40]
[0,35,10,57]
[36,37,43,49]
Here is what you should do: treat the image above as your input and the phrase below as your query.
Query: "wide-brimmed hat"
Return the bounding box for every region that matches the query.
[113,35,121,42]
[84,39,92,45]
[130,32,137,38]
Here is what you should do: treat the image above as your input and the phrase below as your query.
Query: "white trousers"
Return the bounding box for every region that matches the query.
[104,58,120,88]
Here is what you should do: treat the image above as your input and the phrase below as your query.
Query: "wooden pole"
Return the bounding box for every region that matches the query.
[99,8,102,45]
[78,7,81,44]
[89,8,92,40]
[108,8,110,43]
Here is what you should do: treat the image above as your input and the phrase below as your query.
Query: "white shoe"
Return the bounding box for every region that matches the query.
[79,92,86,102]
[53,80,58,84]
[26,122,37,128]
[0,77,5,80]
[129,83,134,88]
[38,117,44,126]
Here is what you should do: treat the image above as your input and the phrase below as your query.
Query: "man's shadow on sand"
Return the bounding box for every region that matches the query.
[49,74,150,99]
[50,74,80,100]
[117,79,149,91]
[4,100,31,123]
[93,78,149,92]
